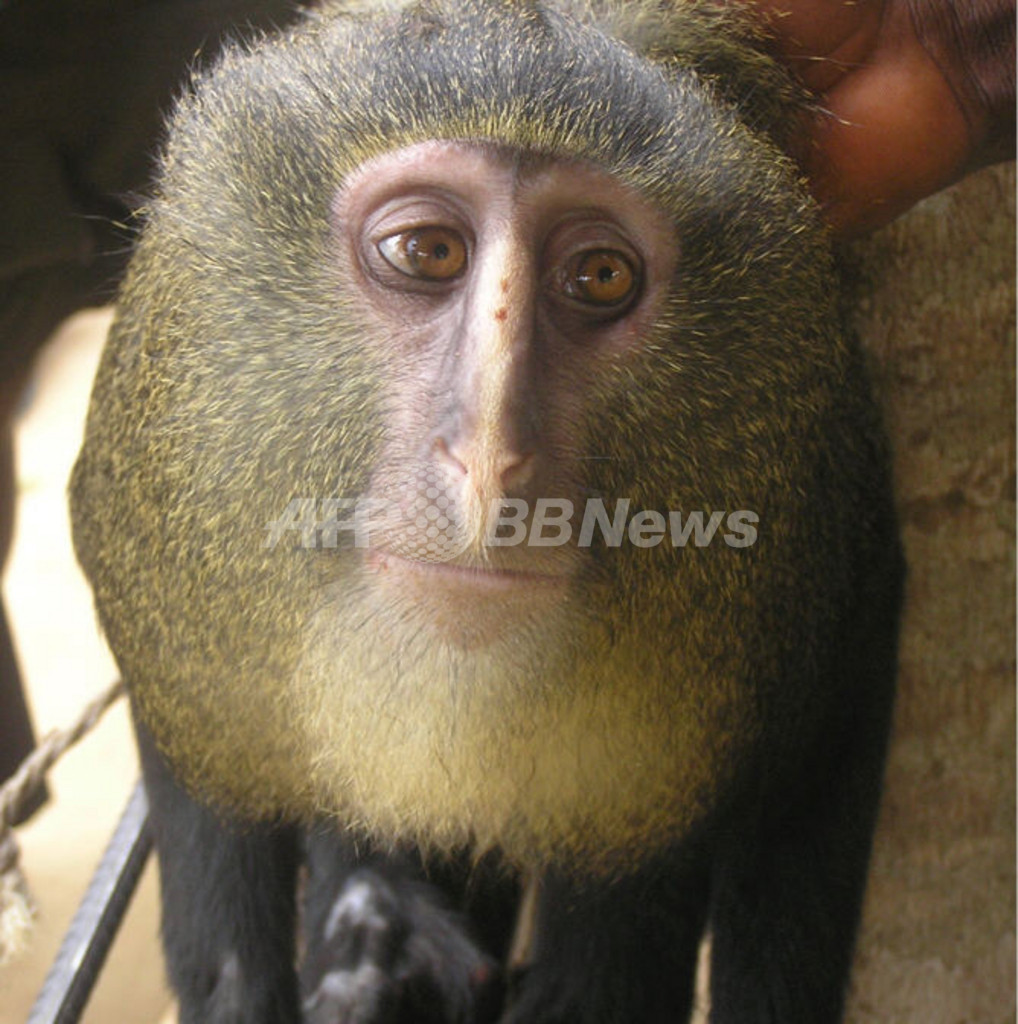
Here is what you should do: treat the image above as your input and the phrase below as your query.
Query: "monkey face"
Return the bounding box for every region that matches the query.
[327,139,676,648]
[70,0,887,871]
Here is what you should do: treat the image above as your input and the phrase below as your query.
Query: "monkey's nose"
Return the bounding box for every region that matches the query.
[433,437,535,493]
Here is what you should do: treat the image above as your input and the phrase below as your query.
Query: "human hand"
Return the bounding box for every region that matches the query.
[748,0,1015,236]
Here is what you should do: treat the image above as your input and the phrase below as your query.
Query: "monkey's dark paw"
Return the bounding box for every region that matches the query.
[301,868,502,1024]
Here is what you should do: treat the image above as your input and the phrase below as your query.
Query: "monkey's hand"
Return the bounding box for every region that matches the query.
[300,866,502,1024]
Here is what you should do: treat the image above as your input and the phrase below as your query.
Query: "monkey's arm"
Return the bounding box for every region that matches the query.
[502,858,711,1024]
[707,541,903,1024]
[135,717,300,1024]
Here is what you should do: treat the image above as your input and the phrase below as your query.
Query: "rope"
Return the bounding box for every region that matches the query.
[0,679,125,966]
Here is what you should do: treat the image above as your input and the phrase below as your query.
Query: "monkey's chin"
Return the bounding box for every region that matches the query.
[363,547,571,650]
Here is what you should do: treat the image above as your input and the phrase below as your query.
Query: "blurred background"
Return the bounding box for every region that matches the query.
[0,308,172,1023]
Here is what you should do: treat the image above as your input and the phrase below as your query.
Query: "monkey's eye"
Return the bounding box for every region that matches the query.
[562,250,639,308]
[377,227,467,281]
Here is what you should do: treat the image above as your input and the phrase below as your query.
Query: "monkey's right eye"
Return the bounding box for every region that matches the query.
[377,227,467,281]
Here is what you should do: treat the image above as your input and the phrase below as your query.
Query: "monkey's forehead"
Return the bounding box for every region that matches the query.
[161,0,803,220]
[334,136,645,200]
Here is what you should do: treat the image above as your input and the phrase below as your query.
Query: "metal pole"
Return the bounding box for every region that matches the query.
[28,781,152,1024]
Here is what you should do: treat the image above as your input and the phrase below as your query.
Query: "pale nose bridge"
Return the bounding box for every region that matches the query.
[435,231,537,496]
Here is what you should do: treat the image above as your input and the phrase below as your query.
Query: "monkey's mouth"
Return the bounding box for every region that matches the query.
[365,547,569,592]
[363,546,573,649]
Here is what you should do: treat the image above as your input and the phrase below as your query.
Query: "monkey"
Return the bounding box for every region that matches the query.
[68,0,904,1021]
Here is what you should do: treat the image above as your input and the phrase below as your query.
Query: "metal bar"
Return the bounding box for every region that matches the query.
[28,780,152,1024]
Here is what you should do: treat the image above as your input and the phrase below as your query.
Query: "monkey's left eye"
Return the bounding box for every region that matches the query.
[377,227,467,281]
[560,249,639,308]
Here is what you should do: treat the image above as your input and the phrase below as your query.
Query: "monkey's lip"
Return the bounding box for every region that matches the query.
[364,547,572,649]
[365,548,569,591]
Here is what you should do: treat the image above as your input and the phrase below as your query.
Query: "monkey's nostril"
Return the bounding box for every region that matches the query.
[433,436,469,477]
[500,451,535,491]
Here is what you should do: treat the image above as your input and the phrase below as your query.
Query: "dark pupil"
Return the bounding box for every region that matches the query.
[597,265,616,283]
[434,242,450,260]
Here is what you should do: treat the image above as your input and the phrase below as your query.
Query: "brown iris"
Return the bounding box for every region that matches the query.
[571,250,637,306]
[378,227,467,280]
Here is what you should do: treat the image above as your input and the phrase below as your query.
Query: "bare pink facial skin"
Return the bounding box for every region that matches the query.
[331,141,676,644]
